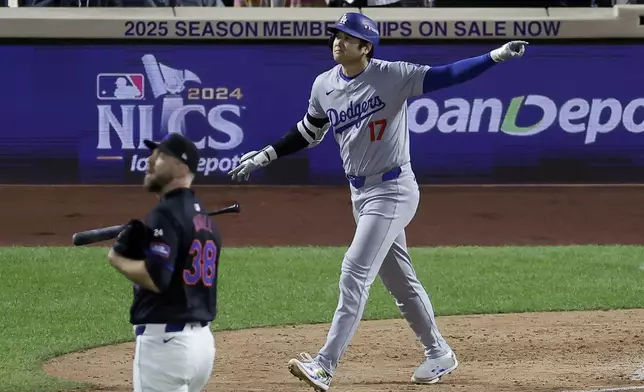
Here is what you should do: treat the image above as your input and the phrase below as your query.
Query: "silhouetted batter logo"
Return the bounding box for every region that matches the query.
[96,74,145,100]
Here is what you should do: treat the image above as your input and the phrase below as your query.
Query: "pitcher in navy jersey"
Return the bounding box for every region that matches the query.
[107,133,221,392]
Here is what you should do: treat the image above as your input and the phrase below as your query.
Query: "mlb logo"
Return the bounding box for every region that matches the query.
[364,24,378,34]
[96,73,145,100]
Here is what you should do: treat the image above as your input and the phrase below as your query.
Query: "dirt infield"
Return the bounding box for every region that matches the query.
[9,184,643,392]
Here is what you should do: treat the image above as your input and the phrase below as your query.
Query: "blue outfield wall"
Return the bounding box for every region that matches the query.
[1,42,643,184]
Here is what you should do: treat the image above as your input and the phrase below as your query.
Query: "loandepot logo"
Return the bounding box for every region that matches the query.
[408,95,644,144]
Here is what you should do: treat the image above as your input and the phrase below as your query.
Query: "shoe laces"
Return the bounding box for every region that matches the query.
[298,352,315,363]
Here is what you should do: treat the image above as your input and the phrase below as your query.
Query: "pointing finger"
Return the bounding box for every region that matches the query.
[227,165,243,176]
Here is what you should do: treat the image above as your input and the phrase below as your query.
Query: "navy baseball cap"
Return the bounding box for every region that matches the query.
[143,133,200,174]
[327,12,380,46]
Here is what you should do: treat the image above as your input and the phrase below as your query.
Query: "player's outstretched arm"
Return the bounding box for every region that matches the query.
[228,75,330,182]
[421,40,528,94]
[227,113,330,182]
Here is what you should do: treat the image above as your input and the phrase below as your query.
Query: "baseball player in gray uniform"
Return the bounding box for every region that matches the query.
[228,12,527,392]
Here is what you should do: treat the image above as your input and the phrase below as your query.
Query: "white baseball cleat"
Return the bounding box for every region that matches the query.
[411,350,459,384]
[288,352,332,392]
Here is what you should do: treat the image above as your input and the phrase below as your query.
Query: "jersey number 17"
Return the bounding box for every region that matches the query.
[183,239,218,287]
[369,119,387,142]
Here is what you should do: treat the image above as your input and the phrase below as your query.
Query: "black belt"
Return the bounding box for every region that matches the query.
[135,321,209,337]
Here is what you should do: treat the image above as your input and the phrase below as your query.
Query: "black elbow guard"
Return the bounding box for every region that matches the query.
[273,124,312,157]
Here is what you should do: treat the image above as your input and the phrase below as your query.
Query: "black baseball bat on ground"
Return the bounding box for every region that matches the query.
[71,202,240,246]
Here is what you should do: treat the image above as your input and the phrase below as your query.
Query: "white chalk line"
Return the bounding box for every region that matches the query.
[2,183,644,188]
[562,361,644,392]
[563,387,644,392]
[631,363,644,381]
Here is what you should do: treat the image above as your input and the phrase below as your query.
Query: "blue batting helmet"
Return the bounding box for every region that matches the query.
[327,12,380,47]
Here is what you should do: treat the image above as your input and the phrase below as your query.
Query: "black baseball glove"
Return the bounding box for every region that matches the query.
[112,219,151,260]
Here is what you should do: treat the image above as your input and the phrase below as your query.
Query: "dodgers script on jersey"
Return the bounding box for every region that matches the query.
[308,59,430,177]
[234,13,529,391]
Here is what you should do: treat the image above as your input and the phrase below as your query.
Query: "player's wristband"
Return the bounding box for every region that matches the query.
[239,146,276,166]
[262,146,278,161]
[489,48,504,62]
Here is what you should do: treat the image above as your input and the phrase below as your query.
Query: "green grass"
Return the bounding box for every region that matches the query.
[1,245,644,392]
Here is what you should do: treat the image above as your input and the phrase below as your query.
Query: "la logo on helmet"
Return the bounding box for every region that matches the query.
[339,14,348,24]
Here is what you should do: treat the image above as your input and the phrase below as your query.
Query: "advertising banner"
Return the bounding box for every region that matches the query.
[3,7,643,40]
[118,19,563,39]
[0,43,643,184]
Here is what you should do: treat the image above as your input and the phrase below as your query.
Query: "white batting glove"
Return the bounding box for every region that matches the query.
[228,149,272,182]
[490,41,528,62]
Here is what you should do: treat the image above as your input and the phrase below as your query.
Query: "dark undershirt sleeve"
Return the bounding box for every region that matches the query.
[272,114,330,157]
[143,210,179,292]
